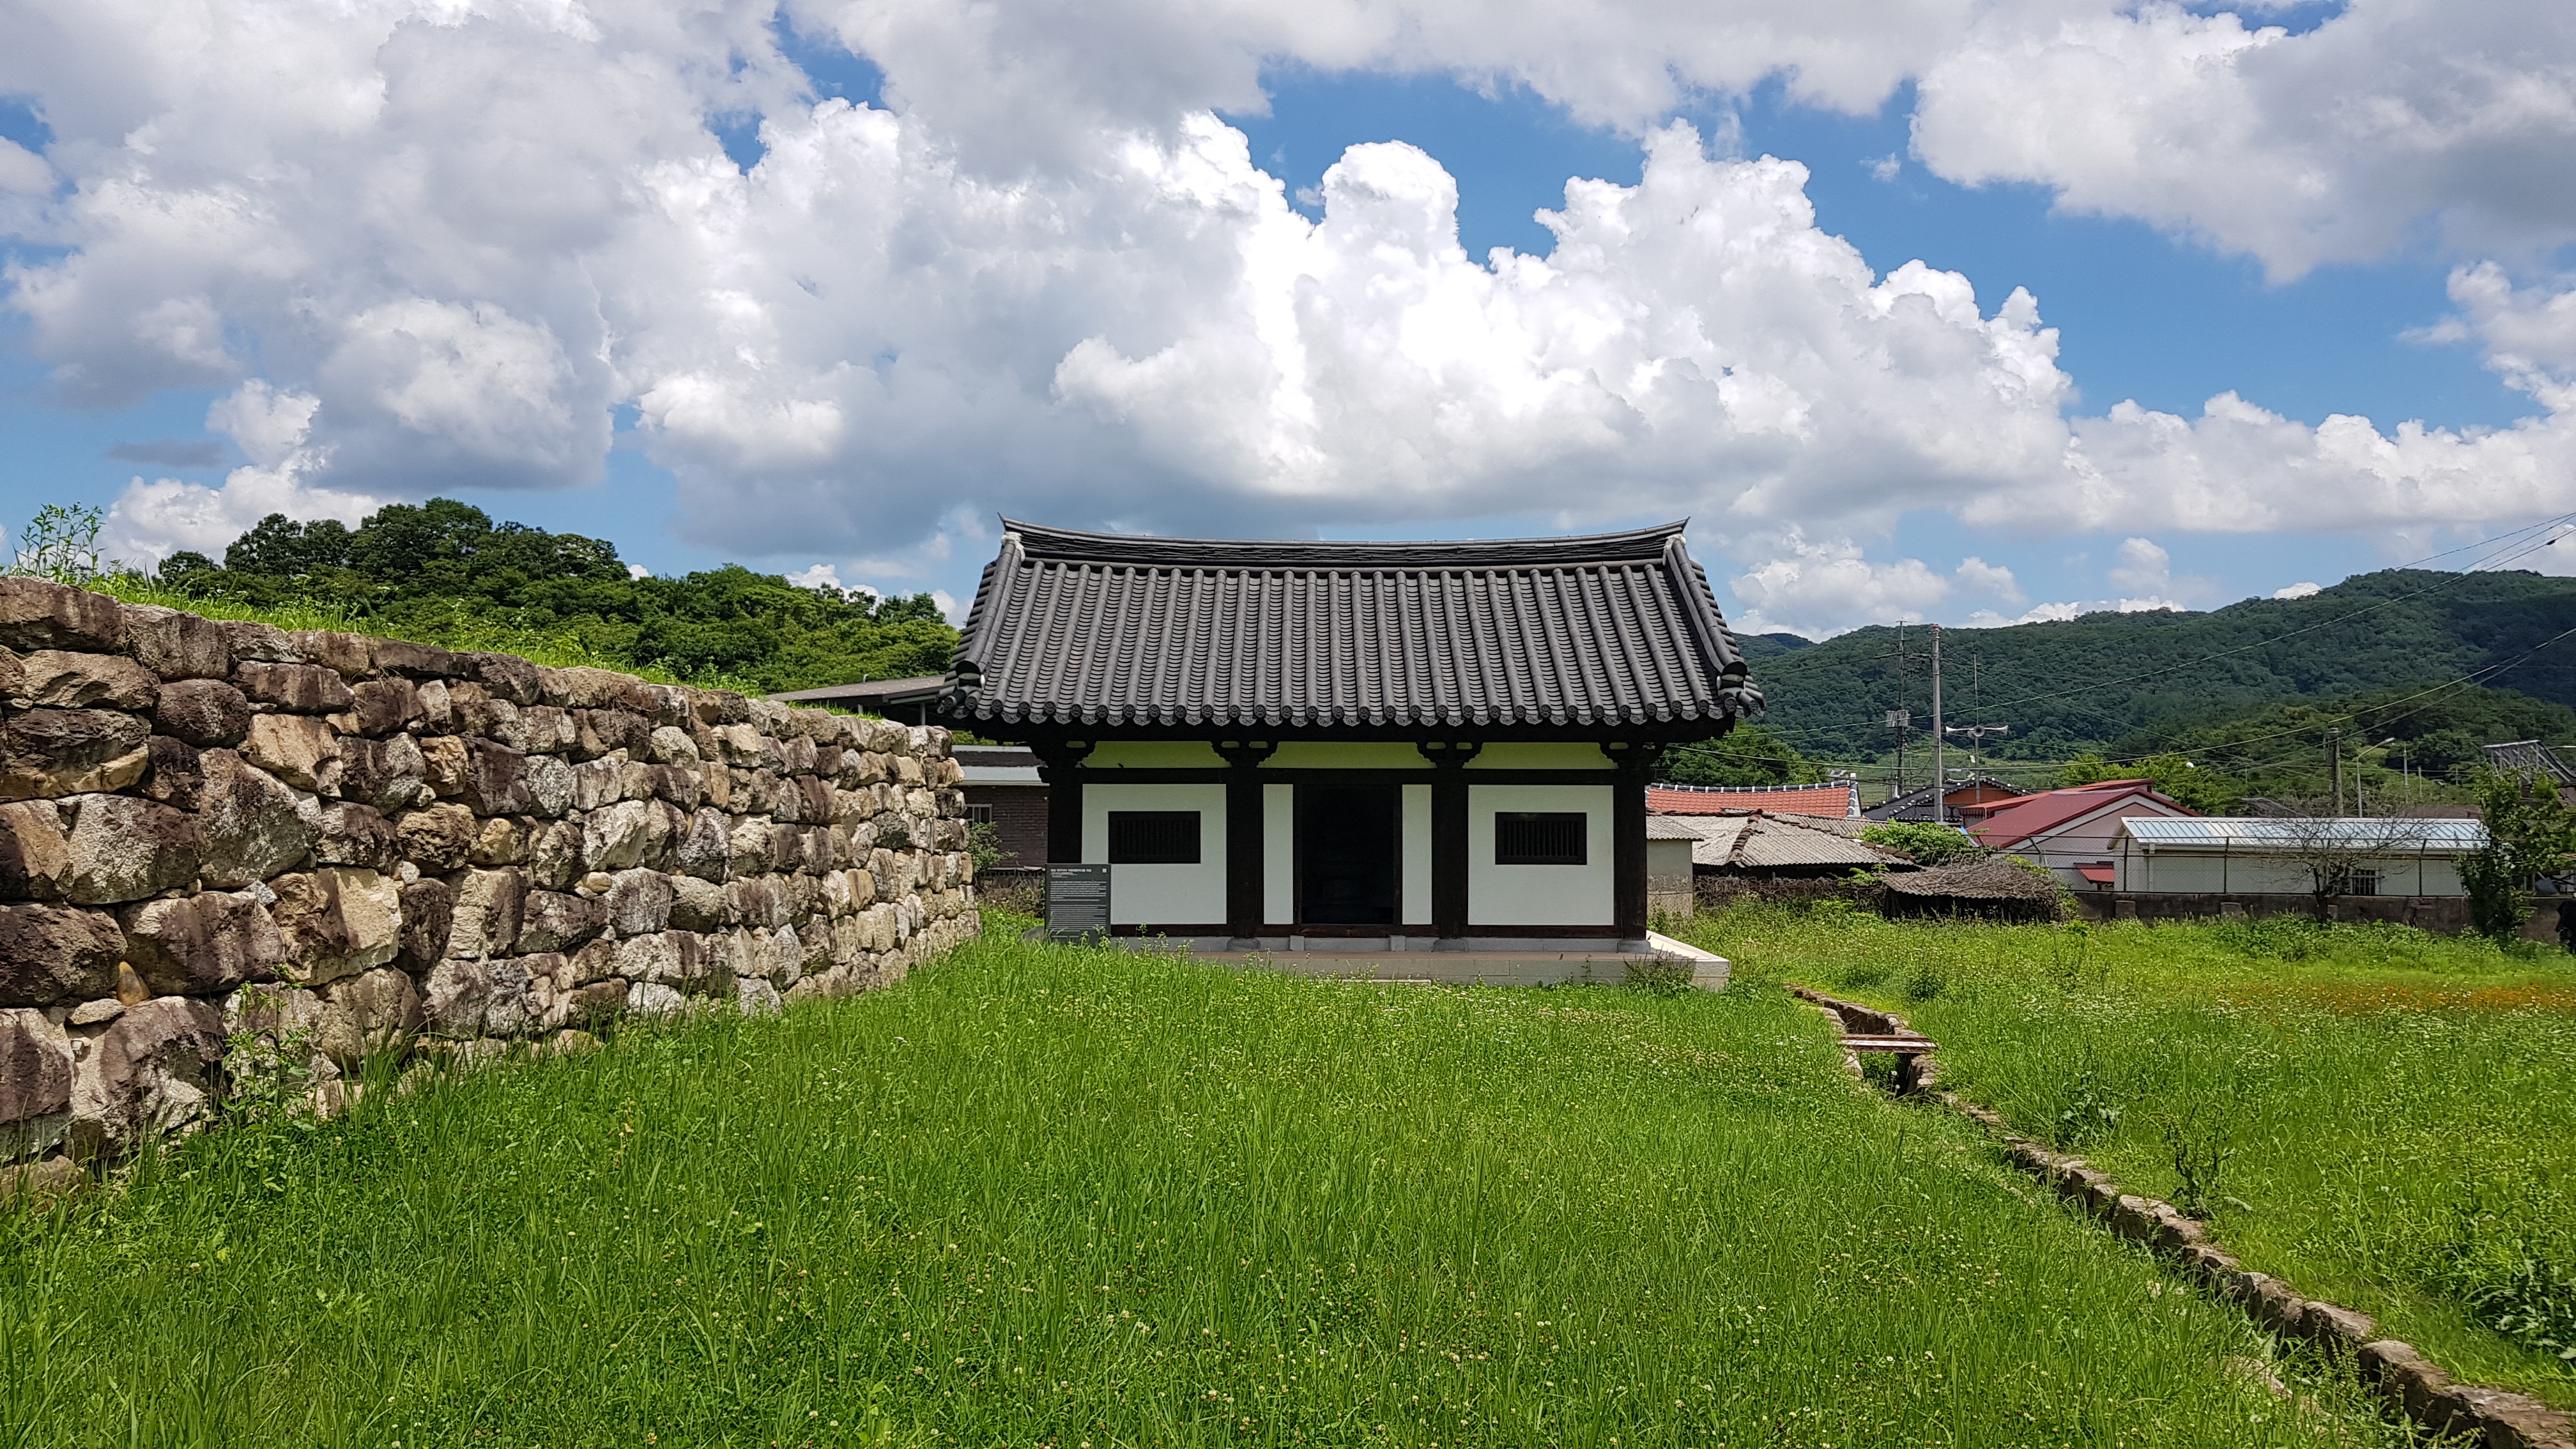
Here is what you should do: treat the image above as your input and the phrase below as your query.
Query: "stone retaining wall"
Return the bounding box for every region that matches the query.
[1,576,978,1170]
[1793,985,2572,1449]
[2074,891,2570,944]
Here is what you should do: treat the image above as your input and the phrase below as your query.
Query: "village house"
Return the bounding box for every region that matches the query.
[1960,778,2196,887]
[937,520,1759,960]
[2110,816,2487,898]
[1861,774,2020,823]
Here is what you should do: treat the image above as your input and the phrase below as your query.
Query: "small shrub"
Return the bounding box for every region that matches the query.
[2051,1059,2124,1149]
[2435,1183,2576,1363]
[2470,1259,2576,1362]
[2043,922,2097,988]
[965,820,1014,873]
[8,502,121,587]
[1623,958,1695,995]
[1900,963,1946,1002]
[2150,1109,2239,1218]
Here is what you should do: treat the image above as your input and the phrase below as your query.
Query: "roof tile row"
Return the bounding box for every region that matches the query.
[944,520,1759,731]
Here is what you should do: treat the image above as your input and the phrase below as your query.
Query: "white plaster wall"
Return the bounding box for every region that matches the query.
[1468,784,1614,926]
[1403,783,1433,926]
[1648,838,1694,890]
[1648,837,1696,917]
[1084,782,1228,925]
[2117,848,2465,896]
[1263,783,1294,924]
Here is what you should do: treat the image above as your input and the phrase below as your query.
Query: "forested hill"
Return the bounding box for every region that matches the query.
[154,499,958,695]
[1740,568,2576,763]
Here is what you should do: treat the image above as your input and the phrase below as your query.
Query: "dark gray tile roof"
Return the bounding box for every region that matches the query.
[942,519,1759,730]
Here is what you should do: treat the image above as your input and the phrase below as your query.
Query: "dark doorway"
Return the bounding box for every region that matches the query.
[1296,784,1400,925]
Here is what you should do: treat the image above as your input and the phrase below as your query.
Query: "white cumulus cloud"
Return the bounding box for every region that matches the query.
[0,0,2568,629]
[1911,1,2576,280]
[1728,532,2025,637]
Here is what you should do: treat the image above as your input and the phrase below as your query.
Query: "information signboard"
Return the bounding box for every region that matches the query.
[1045,863,1111,942]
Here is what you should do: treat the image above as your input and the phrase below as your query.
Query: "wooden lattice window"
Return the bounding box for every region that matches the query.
[1108,811,1202,864]
[1494,811,1587,866]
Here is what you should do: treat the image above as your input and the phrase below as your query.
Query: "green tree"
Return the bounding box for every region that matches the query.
[2460,769,2576,942]
[1859,821,1983,865]
[2058,751,2241,815]
[224,512,354,575]
[157,549,218,585]
[1658,724,1823,787]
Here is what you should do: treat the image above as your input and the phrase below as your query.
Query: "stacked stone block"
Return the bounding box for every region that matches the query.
[1,576,977,1168]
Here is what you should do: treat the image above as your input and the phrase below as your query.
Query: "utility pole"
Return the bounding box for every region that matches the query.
[2328,727,2344,816]
[1881,624,1917,806]
[1930,625,1946,824]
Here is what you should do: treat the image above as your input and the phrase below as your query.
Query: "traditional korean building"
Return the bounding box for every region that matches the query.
[938,520,1759,954]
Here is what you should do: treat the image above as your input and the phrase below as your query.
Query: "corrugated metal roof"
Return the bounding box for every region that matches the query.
[1734,824,1893,870]
[942,520,1758,730]
[2120,816,2488,851]
[1652,813,1902,870]
[961,765,1044,786]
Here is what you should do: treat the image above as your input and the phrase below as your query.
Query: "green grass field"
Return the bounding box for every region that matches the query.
[1674,905,2576,1409]
[0,922,2407,1448]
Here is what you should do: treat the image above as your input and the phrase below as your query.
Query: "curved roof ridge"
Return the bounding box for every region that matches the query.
[997,517,1687,570]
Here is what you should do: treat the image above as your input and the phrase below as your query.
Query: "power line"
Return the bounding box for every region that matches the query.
[2083,618,2576,773]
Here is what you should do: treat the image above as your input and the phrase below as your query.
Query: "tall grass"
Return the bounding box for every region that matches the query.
[1678,904,2576,1407]
[0,925,2398,1446]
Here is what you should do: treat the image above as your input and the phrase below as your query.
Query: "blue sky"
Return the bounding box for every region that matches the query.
[3,1,2573,638]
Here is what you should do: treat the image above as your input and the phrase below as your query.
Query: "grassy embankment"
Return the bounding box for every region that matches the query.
[83,575,772,696]
[0,923,2404,1447]
[1675,905,2576,1409]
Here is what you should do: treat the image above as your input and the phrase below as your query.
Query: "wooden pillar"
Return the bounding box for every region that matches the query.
[1431,756,1471,946]
[1612,748,1650,947]
[1216,742,1274,948]
[1033,741,1092,864]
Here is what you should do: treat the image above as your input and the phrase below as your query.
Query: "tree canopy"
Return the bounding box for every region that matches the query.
[159,500,956,695]
[1656,723,1824,787]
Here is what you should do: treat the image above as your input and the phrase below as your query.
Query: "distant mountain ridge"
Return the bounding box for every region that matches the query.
[1734,568,2576,763]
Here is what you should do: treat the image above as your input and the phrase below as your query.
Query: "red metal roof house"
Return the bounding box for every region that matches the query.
[1960,779,2198,889]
